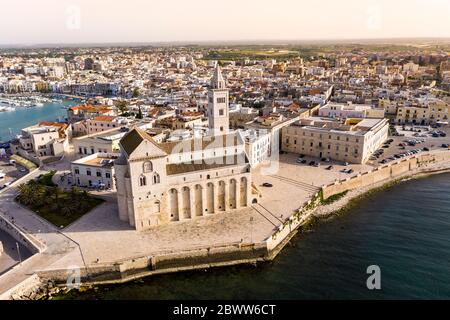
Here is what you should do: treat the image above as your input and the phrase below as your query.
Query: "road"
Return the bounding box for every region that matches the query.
[0,168,81,297]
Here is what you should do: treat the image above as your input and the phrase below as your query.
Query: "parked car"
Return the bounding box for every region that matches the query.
[262,182,273,187]
[442,144,449,148]
[325,165,333,170]
[309,161,316,166]
[423,147,430,151]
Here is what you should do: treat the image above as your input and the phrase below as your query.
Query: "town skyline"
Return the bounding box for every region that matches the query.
[1,0,449,45]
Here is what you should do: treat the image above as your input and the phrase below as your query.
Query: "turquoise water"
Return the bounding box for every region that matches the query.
[60,173,450,300]
[0,100,77,141]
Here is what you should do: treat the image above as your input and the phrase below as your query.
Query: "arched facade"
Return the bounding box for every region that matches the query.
[163,177,250,223]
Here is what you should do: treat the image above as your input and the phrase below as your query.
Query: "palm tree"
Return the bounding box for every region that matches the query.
[17,182,46,206]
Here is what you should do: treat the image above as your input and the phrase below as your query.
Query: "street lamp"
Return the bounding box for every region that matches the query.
[16,242,22,265]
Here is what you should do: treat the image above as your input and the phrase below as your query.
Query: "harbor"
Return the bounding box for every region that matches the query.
[0,96,79,141]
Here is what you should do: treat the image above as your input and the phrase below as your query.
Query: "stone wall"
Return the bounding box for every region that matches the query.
[36,242,268,286]
[0,214,44,254]
[321,151,450,199]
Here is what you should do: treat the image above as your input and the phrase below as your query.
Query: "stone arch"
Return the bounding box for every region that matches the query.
[229,179,237,209]
[181,186,191,219]
[206,182,214,214]
[143,161,153,173]
[169,188,179,221]
[240,177,247,207]
[194,184,203,217]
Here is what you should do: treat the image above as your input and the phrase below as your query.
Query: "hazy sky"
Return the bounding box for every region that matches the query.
[1,0,449,45]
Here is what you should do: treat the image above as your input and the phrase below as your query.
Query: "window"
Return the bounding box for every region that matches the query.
[219,109,224,116]
[153,201,161,214]
[96,171,102,177]
[143,161,153,173]
[152,173,160,184]
[86,170,91,176]
[139,175,146,186]
[217,97,226,103]
[74,168,80,175]
[105,172,111,178]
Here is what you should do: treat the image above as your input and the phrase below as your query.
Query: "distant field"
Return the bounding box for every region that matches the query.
[203,48,300,61]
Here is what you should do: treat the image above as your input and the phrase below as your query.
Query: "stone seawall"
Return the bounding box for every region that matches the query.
[321,151,450,199]
[35,242,268,287]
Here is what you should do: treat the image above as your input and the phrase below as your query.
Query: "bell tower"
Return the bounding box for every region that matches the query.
[208,65,229,135]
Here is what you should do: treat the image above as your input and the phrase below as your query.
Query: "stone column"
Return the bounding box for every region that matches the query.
[189,187,195,219]
[214,181,220,213]
[235,180,241,209]
[224,181,229,211]
[202,184,208,215]
[177,188,184,220]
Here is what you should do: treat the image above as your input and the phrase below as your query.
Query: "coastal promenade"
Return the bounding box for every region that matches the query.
[0,149,449,299]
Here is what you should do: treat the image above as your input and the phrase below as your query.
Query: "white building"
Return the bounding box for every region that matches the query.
[13,122,71,157]
[240,129,271,168]
[282,117,389,164]
[71,153,118,190]
[319,102,385,119]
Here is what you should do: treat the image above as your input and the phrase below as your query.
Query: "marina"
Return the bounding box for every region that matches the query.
[0,97,79,141]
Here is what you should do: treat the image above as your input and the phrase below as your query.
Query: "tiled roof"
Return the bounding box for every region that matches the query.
[166,155,246,175]
[158,133,240,154]
[120,127,163,156]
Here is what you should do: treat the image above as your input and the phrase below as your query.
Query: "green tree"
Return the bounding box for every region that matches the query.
[136,105,143,119]
[132,87,140,98]
[17,182,46,206]
[114,100,129,115]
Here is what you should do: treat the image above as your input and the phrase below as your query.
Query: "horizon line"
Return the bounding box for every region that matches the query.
[1,36,450,49]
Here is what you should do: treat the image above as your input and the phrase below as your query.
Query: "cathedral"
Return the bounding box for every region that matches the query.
[115,66,255,231]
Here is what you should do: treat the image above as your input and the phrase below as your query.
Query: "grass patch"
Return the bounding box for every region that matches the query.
[203,48,299,61]
[16,176,104,228]
[31,193,103,228]
[321,190,349,205]
[10,154,37,171]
